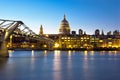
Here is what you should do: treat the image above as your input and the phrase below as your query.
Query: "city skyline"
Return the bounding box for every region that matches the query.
[0,0,120,34]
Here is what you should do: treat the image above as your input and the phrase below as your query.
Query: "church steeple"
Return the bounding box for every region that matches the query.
[39,25,43,35]
[64,14,66,20]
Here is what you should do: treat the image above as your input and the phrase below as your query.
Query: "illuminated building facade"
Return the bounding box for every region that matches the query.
[1,15,120,50]
[46,15,120,50]
[52,32,120,50]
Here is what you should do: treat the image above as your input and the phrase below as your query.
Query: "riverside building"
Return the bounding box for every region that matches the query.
[44,15,120,50]
[3,15,120,50]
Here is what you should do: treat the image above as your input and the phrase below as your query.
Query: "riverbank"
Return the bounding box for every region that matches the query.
[8,47,120,51]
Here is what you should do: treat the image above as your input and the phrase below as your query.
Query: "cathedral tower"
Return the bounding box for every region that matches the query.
[39,25,43,35]
[59,15,71,35]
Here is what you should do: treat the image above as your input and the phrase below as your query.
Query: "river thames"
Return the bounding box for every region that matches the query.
[0,50,120,80]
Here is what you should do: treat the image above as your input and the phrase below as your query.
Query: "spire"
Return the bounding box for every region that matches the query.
[101,29,104,35]
[84,31,86,35]
[39,25,43,35]
[64,14,66,20]
[40,25,43,29]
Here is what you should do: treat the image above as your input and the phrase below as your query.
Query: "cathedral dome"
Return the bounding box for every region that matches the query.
[59,15,71,35]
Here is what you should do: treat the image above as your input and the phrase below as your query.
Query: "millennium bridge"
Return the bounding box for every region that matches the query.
[0,19,54,57]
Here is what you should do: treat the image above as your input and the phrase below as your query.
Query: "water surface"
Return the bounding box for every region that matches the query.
[0,50,120,80]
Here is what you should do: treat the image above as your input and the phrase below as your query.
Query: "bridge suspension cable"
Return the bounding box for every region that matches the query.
[0,19,54,43]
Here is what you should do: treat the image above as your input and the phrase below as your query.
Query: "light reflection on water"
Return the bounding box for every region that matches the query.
[8,50,14,57]
[84,51,88,60]
[53,50,61,80]
[0,50,120,80]
[31,50,35,69]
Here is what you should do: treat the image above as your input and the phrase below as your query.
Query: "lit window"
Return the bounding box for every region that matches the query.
[62,37,64,39]
[68,37,70,39]
[99,40,103,42]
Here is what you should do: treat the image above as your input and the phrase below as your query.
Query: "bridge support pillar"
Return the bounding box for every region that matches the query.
[0,41,9,58]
